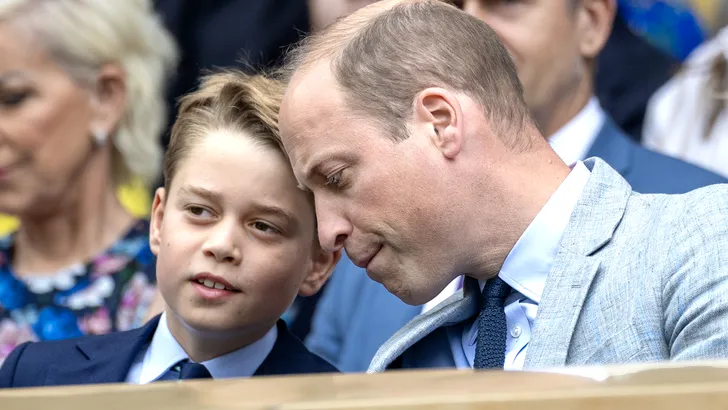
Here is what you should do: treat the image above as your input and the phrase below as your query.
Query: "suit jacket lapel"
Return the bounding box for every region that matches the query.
[45,316,160,385]
[525,158,632,369]
[254,320,335,376]
[368,278,481,372]
[525,253,600,368]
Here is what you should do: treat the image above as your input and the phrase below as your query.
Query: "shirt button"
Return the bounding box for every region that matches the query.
[510,325,522,338]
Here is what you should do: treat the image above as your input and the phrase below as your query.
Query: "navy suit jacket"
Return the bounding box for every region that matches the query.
[304,118,727,372]
[0,315,337,388]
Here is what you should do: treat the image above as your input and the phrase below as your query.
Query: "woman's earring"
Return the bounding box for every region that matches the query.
[92,130,108,148]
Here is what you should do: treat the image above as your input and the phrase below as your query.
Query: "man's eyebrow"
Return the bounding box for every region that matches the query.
[177,185,225,204]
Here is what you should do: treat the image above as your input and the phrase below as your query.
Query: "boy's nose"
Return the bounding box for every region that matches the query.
[201,222,242,265]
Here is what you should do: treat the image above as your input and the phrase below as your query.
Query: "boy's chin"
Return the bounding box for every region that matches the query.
[168,305,278,339]
[177,310,251,335]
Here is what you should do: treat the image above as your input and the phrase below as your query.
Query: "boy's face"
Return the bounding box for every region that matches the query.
[149,130,338,337]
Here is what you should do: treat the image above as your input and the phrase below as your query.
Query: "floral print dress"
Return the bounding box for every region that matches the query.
[0,219,157,365]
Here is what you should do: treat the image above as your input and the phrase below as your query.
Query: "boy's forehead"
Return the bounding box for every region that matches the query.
[174,132,316,217]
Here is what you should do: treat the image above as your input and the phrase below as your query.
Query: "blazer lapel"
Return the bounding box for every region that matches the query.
[525,253,600,368]
[45,316,160,385]
[525,158,632,369]
[255,320,337,376]
[368,278,481,373]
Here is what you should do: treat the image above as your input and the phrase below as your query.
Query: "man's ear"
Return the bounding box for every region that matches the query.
[149,188,166,256]
[413,87,464,160]
[576,0,616,59]
[299,248,342,297]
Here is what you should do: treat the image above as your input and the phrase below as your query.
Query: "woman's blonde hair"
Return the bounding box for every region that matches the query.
[165,70,286,189]
[0,0,179,186]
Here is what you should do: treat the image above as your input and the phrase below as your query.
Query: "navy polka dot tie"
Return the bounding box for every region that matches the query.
[474,276,511,369]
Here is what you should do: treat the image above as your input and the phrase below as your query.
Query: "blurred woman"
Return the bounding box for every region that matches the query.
[643,28,728,178]
[0,0,177,363]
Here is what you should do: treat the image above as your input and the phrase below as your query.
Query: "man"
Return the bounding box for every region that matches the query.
[281,0,728,372]
[303,0,726,372]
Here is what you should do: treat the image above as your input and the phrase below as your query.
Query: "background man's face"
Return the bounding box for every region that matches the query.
[460,0,603,135]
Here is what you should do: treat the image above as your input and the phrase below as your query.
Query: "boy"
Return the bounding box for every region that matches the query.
[0,71,340,387]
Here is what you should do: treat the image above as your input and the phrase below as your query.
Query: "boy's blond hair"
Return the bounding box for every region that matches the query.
[164,70,287,189]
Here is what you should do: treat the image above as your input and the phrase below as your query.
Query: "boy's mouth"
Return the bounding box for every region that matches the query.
[191,273,241,292]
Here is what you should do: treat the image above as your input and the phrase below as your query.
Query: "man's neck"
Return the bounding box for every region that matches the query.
[461,145,572,283]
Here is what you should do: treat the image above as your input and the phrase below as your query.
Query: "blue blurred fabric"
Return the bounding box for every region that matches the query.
[618,0,707,60]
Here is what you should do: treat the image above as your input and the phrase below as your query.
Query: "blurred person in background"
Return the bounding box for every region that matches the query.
[643,27,728,178]
[0,0,178,364]
[154,0,311,151]
[305,0,726,372]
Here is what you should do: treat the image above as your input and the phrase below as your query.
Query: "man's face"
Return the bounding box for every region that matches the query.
[460,0,609,134]
[280,66,467,305]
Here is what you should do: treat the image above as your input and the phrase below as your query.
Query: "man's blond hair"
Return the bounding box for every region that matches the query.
[284,0,532,147]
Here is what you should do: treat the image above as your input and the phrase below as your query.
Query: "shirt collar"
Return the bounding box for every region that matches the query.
[548,97,606,166]
[496,161,591,303]
[138,312,278,383]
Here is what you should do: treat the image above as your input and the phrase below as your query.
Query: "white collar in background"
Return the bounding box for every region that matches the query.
[549,97,606,166]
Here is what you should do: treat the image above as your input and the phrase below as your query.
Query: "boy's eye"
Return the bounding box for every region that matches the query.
[186,206,213,218]
[253,221,281,235]
[0,90,30,108]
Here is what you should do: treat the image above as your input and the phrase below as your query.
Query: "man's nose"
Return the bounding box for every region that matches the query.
[315,199,352,253]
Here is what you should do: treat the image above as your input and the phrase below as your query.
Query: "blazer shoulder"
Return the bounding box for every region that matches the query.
[629,144,727,193]
[0,341,31,388]
[0,337,81,388]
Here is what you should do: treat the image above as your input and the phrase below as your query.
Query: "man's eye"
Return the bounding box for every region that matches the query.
[325,171,344,188]
[253,221,281,235]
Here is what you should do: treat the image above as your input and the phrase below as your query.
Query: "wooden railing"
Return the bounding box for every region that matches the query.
[3,361,728,409]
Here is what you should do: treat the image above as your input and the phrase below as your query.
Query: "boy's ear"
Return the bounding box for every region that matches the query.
[299,248,342,297]
[149,188,166,256]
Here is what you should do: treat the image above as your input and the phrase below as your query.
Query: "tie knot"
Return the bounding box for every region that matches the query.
[481,277,511,304]
[176,360,212,380]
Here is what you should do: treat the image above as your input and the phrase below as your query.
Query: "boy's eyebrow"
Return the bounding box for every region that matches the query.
[249,202,300,227]
[178,185,301,228]
[178,185,225,204]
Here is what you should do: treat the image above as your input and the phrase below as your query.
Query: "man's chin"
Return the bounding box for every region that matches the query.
[382,280,429,306]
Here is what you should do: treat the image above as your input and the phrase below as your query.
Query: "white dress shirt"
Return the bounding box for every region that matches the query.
[126,313,278,383]
[548,97,606,166]
[449,161,591,371]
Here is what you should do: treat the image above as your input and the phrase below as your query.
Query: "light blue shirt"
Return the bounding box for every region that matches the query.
[125,313,278,383]
[449,161,591,371]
